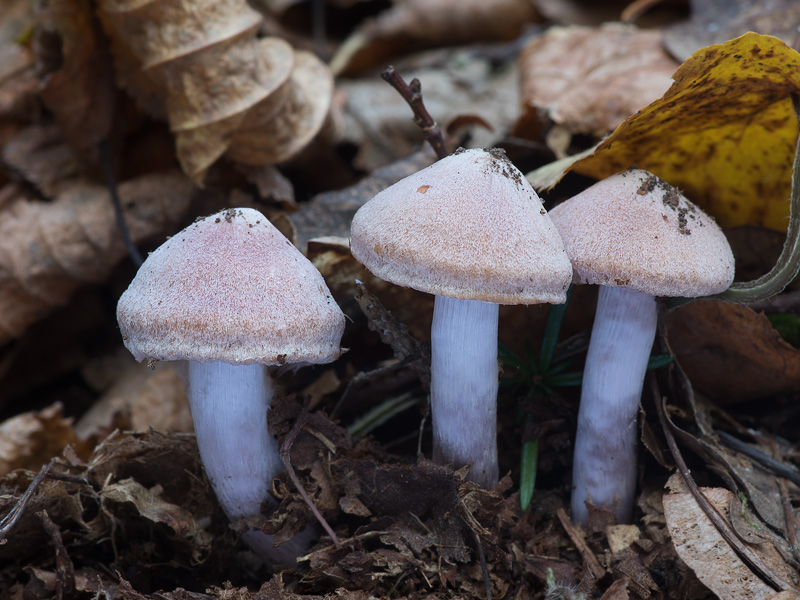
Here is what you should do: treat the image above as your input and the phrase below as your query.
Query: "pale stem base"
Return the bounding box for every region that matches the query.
[431,295,499,488]
[182,361,307,564]
[571,287,657,526]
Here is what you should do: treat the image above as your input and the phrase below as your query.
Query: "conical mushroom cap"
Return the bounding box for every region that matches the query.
[549,168,735,297]
[117,208,345,365]
[350,148,572,305]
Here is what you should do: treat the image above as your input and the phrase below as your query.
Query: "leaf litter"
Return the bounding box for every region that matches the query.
[0,1,800,597]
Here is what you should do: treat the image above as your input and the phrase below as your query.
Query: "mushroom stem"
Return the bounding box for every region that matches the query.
[571,286,657,526]
[182,361,301,564]
[431,295,499,488]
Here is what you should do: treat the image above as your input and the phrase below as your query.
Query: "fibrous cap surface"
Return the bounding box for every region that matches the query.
[117,208,345,365]
[549,168,735,297]
[349,148,572,305]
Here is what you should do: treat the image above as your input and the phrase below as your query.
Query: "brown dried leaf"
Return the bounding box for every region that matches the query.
[600,578,631,600]
[513,23,678,142]
[35,0,115,153]
[2,124,80,197]
[607,524,642,554]
[0,403,77,476]
[663,475,798,600]
[97,0,331,184]
[0,170,193,345]
[664,0,800,62]
[666,300,800,402]
[86,431,208,510]
[330,0,540,76]
[75,361,192,442]
[100,478,212,563]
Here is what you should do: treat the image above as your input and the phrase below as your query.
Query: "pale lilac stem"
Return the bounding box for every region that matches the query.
[571,286,657,526]
[183,361,311,565]
[431,295,499,488]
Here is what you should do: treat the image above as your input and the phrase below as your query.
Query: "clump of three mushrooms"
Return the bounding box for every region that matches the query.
[117,154,734,568]
[117,208,345,565]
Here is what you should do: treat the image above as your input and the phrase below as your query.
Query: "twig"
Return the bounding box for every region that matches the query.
[279,397,342,549]
[714,429,800,487]
[0,458,56,543]
[777,478,800,567]
[381,66,449,160]
[311,0,327,60]
[98,139,143,267]
[555,507,605,581]
[651,376,793,592]
[38,510,76,600]
[470,526,492,600]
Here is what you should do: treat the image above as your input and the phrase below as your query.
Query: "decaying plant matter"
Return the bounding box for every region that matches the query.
[97,0,332,184]
[0,171,193,345]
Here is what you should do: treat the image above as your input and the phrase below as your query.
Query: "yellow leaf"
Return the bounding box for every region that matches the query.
[559,33,800,231]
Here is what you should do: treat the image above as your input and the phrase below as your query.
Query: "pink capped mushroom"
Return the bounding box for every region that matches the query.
[549,168,735,525]
[116,208,345,564]
[350,148,572,488]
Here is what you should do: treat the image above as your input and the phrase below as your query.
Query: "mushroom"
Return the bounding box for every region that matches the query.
[350,148,572,488]
[548,168,735,526]
[116,208,345,564]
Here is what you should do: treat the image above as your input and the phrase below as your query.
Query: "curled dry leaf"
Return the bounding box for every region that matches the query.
[330,0,540,76]
[34,0,115,154]
[101,478,212,564]
[513,23,677,142]
[0,402,77,476]
[2,124,80,197]
[666,299,800,402]
[529,33,800,231]
[0,171,193,346]
[97,0,332,184]
[663,474,798,600]
[75,361,192,443]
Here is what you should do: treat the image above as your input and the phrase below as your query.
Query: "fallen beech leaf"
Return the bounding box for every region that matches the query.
[600,578,630,600]
[330,0,540,76]
[513,23,677,141]
[35,0,115,153]
[663,475,797,600]
[664,0,800,62]
[0,402,77,476]
[607,524,642,554]
[666,299,800,402]
[97,0,332,184]
[2,124,80,197]
[529,33,800,231]
[75,361,192,442]
[101,478,212,563]
[0,171,193,345]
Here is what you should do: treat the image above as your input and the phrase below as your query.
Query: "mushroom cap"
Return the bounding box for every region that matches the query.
[117,208,345,365]
[548,168,735,297]
[349,148,572,304]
